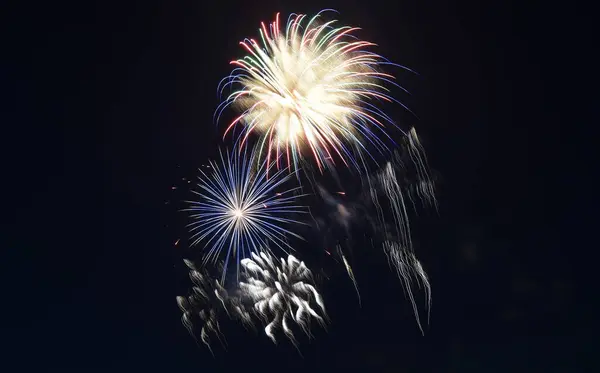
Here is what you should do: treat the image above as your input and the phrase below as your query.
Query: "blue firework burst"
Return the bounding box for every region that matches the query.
[184,149,307,281]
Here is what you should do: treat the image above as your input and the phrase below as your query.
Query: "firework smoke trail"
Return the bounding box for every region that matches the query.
[239,251,327,346]
[184,149,308,283]
[217,9,415,175]
[383,242,431,334]
[176,260,252,353]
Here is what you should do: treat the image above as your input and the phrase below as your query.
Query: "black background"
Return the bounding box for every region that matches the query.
[3,0,593,371]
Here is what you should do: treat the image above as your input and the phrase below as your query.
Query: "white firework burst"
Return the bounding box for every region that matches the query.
[239,251,327,344]
[218,10,413,173]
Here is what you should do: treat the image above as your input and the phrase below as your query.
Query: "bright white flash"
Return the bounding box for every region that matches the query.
[218,10,412,174]
[239,251,327,345]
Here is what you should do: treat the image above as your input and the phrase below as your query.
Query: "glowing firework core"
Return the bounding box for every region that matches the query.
[232,208,245,219]
[219,10,401,172]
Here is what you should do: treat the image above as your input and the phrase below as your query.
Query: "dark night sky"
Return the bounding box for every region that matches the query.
[3,0,593,372]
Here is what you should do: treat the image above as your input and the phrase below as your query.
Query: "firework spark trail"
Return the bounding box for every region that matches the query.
[336,245,361,306]
[383,241,431,334]
[365,128,436,248]
[239,251,327,345]
[352,128,433,332]
[377,160,413,251]
[176,260,240,353]
[403,128,437,210]
[217,10,415,174]
[184,149,308,282]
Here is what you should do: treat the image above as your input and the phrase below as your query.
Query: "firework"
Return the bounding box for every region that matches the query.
[336,245,361,306]
[239,251,327,345]
[176,260,251,352]
[368,129,436,250]
[375,160,414,250]
[217,10,412,174]
[184,149,307,282]
[367,136,433,333]
[382,241,431,333]
[394,127,437,210]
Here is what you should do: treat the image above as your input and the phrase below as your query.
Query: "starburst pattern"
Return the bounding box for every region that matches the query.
[184,149,307,281]
[217,10,412,174]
